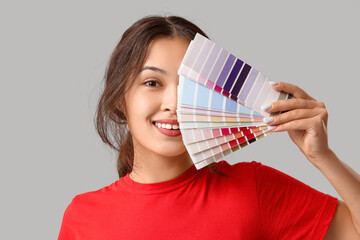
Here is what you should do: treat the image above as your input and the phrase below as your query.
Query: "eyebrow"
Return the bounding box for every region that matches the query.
[139,66,167,74]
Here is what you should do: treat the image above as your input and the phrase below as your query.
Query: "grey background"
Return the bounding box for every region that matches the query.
[1,0,359,239]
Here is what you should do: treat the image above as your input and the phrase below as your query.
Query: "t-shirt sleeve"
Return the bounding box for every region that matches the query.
[254,162,338,239]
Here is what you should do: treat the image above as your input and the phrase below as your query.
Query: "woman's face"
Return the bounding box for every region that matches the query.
[124,36,190,159]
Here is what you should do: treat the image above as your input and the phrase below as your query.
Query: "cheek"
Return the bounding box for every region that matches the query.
[126,90,160,125]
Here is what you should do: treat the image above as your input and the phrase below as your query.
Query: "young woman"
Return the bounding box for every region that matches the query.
[58,16,360,239]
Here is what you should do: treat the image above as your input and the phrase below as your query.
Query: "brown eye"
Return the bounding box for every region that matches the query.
[145,80,160,87]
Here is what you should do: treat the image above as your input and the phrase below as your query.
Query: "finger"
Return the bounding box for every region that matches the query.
[270,82,315,101]
[264,98,324,113]
[264,108,322,126]
[270,114,326,133]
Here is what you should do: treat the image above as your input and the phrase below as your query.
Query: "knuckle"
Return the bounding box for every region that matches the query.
[321,108,328,118]
[289,98,297,107]
[272,114,280,123]
[279,113,286,122]
[290,110,298,119]
[272,101,279,109]
[274,100,285,110]
[305,99,313,108]
[318,101,326,108]
[271,116,278,124]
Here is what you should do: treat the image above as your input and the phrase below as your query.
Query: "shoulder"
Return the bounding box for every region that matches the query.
[63,180,120,215]
[59,180,121,238]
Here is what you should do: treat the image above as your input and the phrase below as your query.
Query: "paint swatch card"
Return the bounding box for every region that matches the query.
[177,33,291,169]
[178,33,292,117]
[177,76,271,169]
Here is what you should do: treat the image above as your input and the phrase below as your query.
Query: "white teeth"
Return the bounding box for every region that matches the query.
[154,122,179,130]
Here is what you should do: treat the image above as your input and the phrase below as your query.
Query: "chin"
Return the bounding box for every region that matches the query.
[153,145,188,157]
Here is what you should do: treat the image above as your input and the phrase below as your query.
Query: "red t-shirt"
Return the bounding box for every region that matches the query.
[58,161,337,239]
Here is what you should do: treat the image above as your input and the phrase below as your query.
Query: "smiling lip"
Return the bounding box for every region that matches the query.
[153,119,180,125]
[152,119,181,137]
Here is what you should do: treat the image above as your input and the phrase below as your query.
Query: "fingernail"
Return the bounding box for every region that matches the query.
[268,125,277,131]
[269,81,278,86]
[263,117,274,124]
[261,104,272,111]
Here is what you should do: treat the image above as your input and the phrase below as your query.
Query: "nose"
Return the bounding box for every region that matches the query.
[161,83,178,113]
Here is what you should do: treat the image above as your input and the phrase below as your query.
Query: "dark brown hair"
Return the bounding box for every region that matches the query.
[95,15,225,178]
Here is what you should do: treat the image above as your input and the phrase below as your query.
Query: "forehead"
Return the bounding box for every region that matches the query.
[142,37,190,73]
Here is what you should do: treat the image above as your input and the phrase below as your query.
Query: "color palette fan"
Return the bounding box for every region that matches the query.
[177,33,292,169]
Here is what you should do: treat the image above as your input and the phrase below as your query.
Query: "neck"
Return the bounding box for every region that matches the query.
[129,151,194,184]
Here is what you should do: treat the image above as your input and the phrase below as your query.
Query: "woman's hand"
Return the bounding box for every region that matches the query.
[263,82,360,238]
[262,82,331,165]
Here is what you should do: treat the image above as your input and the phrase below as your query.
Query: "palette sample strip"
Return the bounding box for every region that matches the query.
[177,33,291,169]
